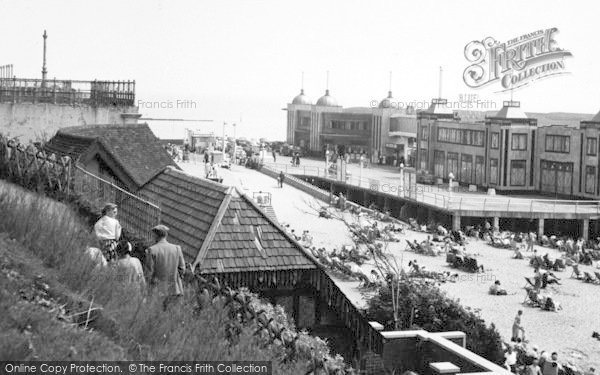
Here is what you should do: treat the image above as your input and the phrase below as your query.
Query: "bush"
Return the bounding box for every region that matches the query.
[365,280,504,365]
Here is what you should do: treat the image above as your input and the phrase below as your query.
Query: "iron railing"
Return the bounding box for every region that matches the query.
[0,77,135,107]
[264,162,600,217]
[73,166,161,242]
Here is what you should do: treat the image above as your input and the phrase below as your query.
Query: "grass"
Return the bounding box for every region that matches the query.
[0,180,347,373]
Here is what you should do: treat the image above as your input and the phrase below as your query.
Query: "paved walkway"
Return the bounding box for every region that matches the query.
[264,156,600,219]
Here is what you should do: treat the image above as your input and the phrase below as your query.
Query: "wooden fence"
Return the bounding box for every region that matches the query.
[0,135,160,241]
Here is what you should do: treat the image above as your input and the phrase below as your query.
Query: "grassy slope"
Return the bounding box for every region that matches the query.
[0,180,337,373]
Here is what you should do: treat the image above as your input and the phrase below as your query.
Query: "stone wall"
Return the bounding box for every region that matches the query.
[0,102,138,141]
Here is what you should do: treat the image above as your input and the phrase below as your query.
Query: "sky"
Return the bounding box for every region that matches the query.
[1,0,599,140]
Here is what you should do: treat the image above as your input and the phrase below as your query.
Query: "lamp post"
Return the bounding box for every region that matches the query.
[448,172,455,193]
[399,163,405,197]
[359,154,364,187]
[222,122,227,153]
[325,149,330,178]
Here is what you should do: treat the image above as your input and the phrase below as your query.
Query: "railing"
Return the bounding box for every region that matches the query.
[73,166,161,242]
[0,77,135,107]
[264,162,600,217]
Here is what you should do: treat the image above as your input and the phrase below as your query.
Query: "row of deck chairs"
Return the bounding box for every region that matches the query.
[530,255,566,271]
[446,252,484,273]
[406,240,440,257]
[571,264,600,284]
[523,287,561,311]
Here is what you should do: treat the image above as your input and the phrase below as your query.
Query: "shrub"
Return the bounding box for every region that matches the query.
[366,280,504,365]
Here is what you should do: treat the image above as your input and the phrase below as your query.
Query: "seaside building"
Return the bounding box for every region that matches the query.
[417,99,600,200]
[285,87,417,165]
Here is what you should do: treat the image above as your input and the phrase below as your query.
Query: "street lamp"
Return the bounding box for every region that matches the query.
[325,149,330,178]
[399,163,405,197]
[222,122,227,153]
[448,172,455,193]
[359,154,365,187]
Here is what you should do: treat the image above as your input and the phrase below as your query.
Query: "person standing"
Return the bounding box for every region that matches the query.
[512,310,525,341]
[278,171,285,188]
[272,149,277,163]
[94,203,122,262]
[115,241,145,292]
[145,225,186,310]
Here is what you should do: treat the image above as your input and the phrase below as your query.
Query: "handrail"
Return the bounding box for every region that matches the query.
[263,162,600,215]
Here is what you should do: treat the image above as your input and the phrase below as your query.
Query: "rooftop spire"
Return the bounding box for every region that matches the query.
[42,30,48,85]
[326,70,329,92]
[301,71,304,92]
[389,71,392,94]
[438,66,443,99]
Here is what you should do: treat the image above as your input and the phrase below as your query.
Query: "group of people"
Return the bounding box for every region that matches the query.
[91,203,186,310]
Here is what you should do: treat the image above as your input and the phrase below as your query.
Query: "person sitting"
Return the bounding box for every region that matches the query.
[542,296,561,312]
[541,271,561,288]
[94,203,122,262]
[408,260,423,273]
[489,280,508,295]
[541,352,562,375]
[514,247,524,259]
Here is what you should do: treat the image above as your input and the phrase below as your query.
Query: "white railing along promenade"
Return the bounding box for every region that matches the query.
[265,162,600,217]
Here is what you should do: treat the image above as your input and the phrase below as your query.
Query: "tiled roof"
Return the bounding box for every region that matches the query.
[44,124,177,189]
[140,167,318,274]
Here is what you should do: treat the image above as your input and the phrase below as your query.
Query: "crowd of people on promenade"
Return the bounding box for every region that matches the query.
[87,203,187,310]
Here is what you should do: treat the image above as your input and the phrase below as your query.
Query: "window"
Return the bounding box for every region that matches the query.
[511,133,527,151]
[545,135,570,153]
[491,132,499,149]
[447,152,459,178]
[586,166,596,194]
[587,137,597,156]
[475,156,485,185]
[437,127,484,147]
[490,158,498,184]
[460,154,473,183]
[434,150,445,178]
[419,149,428,171]
[420,126,429,140]
[510,160,526,186]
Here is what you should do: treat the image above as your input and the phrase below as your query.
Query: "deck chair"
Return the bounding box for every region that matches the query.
[583,272,597,283]
[523,287,541,307]
[524,277,538,289]
[406,240,417,251]
[571,264,583,279]
[595,272,600,284]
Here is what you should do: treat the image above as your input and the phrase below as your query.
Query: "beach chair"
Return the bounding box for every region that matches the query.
[571,264,583,279]
[523,287,541,307]
[406,240,417,252]
[595,272,600,284]
[524,277,537,289]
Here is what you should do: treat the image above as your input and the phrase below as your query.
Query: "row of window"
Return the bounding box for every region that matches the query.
[429,129,600,157]
[329,120,369,131]
[425,149,529,186]
[437,127,485,146]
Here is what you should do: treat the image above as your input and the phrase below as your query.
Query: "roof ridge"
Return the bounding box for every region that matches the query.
[163,166,230,192]
[192,185,234,271]
[235,188,324,271]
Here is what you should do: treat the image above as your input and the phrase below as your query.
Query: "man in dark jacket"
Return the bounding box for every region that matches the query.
[145,225,186,310]
[278,171,285,188]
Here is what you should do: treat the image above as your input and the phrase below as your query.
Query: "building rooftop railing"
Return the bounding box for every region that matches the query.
[0,77,136,107]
